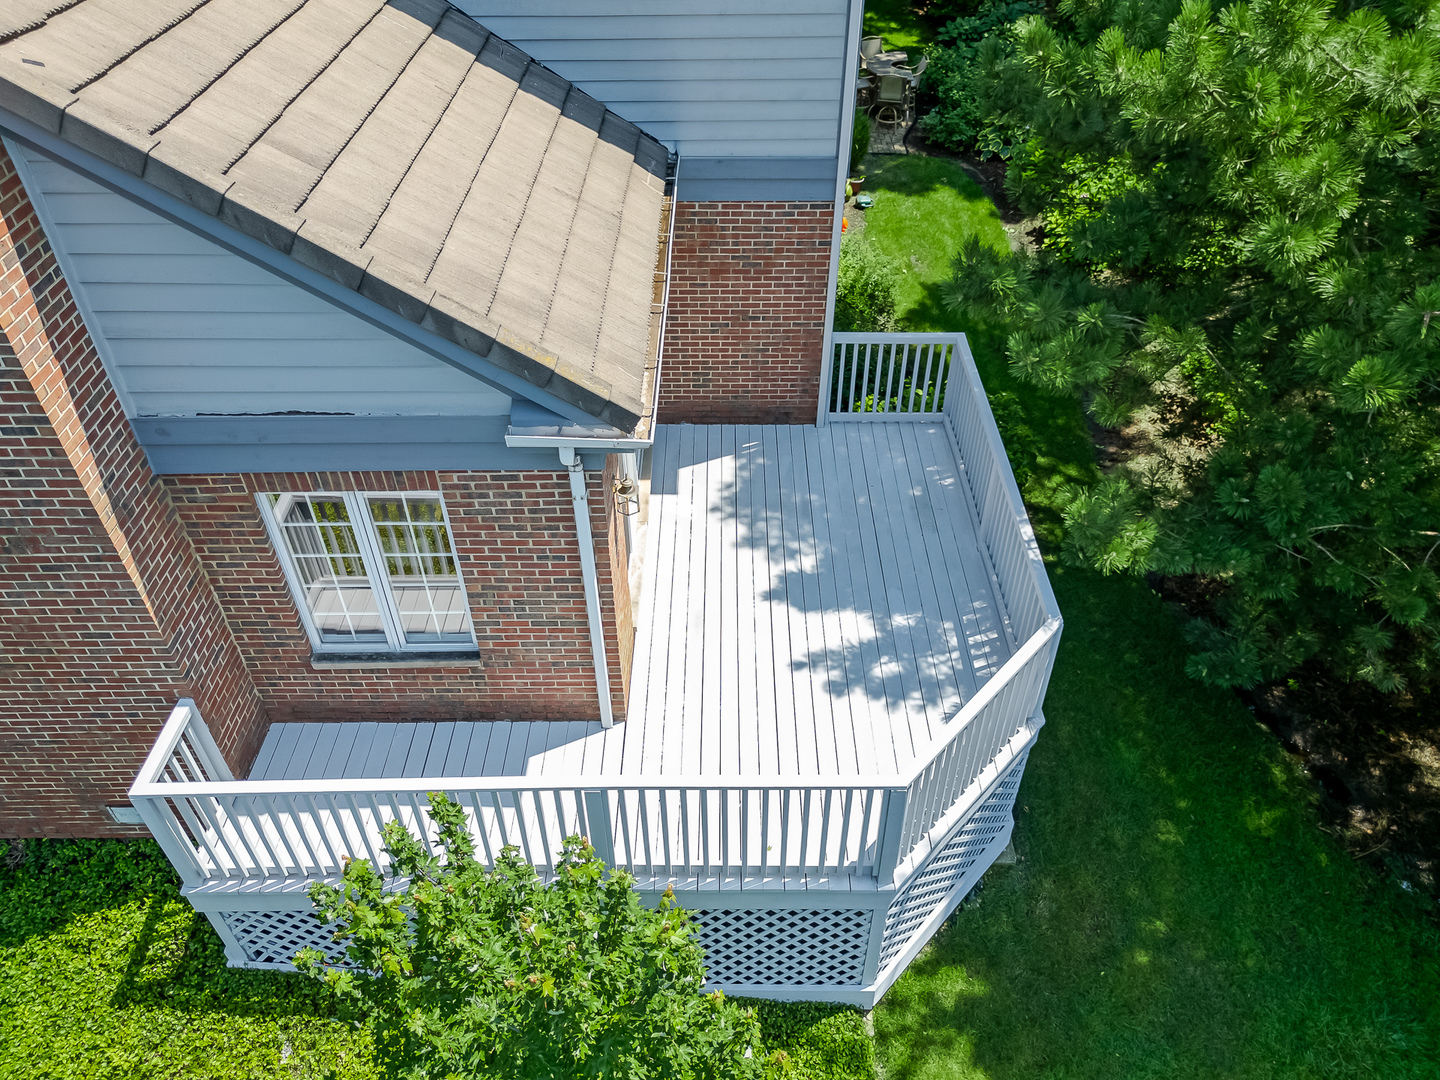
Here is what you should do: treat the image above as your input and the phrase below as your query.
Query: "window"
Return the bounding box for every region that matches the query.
[258,491,476,653]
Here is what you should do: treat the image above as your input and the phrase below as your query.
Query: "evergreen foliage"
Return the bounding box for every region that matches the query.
[296,794,779,1079]
[946,0,1440,692]
[917,1,1043,154]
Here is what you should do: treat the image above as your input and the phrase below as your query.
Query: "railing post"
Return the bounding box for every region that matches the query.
[179,699,234,781]
[875,786,911,884]
[582,790,615,868]
[132,796,205,885]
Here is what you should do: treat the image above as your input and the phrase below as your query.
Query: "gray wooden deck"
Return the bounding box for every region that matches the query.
[251,422,1011,783]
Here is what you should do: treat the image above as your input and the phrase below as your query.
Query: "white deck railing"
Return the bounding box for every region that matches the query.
[131,723,900,884]
[823,333,956,419]
[133,332,1060,889]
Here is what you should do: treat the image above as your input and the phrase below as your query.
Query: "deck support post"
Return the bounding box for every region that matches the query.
[560,446,615,729]
[875,786,911,884]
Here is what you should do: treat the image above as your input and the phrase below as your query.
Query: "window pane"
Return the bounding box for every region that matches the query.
[367,497,472,643]
[278,497,386,643]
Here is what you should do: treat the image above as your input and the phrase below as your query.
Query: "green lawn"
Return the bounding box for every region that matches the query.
[859,154,1440,1079]
[863,0,933,54]
[0,841,870,1079]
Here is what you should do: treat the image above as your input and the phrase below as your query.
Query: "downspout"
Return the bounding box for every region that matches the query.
[817,0,868,427]
[560,446,614,729]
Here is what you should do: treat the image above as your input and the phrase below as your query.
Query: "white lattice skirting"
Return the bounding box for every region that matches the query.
[206,752,1029,1005]
[877,751,1028,977]
[689,908,872,987]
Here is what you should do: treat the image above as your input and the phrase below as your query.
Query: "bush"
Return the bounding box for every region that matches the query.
[916,0,1041,153]
[834,235,900,332]
[747,1001,874,1080]
[298,793,779,1079]
[849,113,871,177]
[1,839,372,1079]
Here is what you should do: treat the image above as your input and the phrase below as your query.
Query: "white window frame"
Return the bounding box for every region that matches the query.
[256,490,477,654]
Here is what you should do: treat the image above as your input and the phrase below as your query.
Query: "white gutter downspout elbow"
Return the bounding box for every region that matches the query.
[560,446,615,729]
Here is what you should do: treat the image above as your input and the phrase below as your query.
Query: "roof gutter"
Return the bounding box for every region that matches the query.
[559,445,615,729]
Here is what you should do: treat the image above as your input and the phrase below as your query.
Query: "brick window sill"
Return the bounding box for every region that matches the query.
[309,650,483,670]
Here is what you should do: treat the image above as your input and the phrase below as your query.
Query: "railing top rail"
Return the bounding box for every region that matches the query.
[831,332,964,343]
[949,335,1062,623]
[904,616,1060,780]
[131,773,911,800]
[128,699,197,795]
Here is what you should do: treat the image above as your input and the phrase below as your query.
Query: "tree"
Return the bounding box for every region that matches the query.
[947,0,1440,693]
[296,793,773,1079]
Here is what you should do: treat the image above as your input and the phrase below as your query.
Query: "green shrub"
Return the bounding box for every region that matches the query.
[1,838,372,1079]
[746,1000,874,1080]
[849,113,871,177]
[298,793,779,1079]
[916,0,1041,153]
[834,235,899,332]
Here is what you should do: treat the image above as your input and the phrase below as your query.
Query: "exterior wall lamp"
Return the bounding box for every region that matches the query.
[613,475,640,516]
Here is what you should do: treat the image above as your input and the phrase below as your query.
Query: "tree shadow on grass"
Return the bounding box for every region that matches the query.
[109,896,337,1020]
[872,569,1440,1080]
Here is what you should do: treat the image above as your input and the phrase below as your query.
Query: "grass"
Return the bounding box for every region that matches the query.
[0,841,373,1080]
[863,0,934,54]
[0,840,871,1080]
[858,153,1440,1078]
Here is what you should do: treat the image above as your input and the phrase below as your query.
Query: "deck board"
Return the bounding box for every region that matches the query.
[248,422,1016,784]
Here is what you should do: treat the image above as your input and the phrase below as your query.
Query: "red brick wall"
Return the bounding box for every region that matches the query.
[0,139,638,838]
[658,201,835,425]
[0,145,265,837]
[164,467,633,724]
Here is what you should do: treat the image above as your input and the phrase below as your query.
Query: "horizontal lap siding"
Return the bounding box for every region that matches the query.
[453,2,850,159]
[10,146,511,419]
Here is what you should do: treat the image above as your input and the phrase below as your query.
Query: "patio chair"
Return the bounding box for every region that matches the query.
[860,35,883,61]
[870,72,911,125]
[908,55,929,83]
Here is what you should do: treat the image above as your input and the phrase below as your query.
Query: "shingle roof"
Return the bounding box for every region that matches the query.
[0,0,670,430]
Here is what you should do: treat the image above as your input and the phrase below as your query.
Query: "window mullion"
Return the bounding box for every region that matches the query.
[346,492,405,651]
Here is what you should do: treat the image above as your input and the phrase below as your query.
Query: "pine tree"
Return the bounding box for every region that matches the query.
[948,0,1440,692]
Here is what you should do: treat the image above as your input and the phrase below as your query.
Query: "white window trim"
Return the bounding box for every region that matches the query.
[256,490,477,654]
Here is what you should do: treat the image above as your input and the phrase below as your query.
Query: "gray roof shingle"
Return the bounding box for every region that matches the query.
[0,0,670,430]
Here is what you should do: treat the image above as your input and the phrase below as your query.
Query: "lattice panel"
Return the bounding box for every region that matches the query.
[221,909,349,967]
[690,908,872,987]
[878,752,1028,970]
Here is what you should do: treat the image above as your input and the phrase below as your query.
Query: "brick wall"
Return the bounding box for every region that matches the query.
[0,145,265,837]
[658,201,834,425]
[0,139,638,838]
[164,465,633,724]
